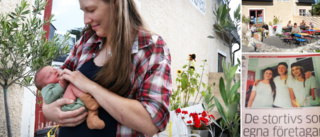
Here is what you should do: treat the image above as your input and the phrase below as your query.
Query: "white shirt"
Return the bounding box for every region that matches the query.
[288,78,316,106]
[252,82,274,108]
[251,26,256,32]
[273,76,292,107]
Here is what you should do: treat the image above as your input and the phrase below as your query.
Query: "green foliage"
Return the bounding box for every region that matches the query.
[202,85,215,112]
[242,15,251,25]
[212,58,240,137]
[68,27,83,41]
[310,2,320,15]
[210,2,240,65]
[272,16,282,25]
[0,1,70,136]
[170,55,215,111]
[0,0,70,89]
[212,2,235,33]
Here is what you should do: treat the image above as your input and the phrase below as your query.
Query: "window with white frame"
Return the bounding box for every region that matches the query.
[299,9,306,16]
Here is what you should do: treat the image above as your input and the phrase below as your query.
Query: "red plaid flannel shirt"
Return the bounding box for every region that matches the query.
[61,29,172,136]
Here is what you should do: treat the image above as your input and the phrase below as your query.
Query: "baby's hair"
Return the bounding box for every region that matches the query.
[34,66,46,90]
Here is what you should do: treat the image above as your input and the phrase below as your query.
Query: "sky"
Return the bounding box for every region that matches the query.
[51,0,84,33]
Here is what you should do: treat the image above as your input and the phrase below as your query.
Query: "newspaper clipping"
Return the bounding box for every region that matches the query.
[242,53,320,137]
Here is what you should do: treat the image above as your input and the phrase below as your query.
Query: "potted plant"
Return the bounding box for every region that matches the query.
[212,59,240,137]
[175,108,216,137]
[170,54,215,111]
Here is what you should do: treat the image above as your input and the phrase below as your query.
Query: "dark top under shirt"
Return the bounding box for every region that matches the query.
[59,58,117,137]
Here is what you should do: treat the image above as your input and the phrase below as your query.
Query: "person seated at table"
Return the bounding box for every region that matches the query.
[309,22,316,29]
[291,23,301,34]
[300,20,307,29]
[262,23,269,38]
[287,20,293,29]
[251,24,257,36]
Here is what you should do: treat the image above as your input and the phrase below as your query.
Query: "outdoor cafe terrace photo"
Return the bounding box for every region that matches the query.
[242,0,320,52]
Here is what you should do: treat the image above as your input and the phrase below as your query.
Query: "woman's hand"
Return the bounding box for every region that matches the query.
[291,100,299,107]
[60,69,98,94]
[42,98,87,127]
[288,88,298,107]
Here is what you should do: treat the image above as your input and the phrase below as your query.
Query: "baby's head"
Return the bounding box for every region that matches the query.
[34,66,60,90]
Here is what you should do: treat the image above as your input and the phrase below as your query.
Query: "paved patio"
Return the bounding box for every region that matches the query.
[242,36,320,52]
[262,36,292,49]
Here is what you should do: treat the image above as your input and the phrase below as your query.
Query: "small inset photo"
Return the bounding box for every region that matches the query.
[243,54,320,108]
[242,0,320,52]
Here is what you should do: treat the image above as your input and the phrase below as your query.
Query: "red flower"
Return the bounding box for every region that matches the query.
[194,123,201,128]
[200,117,209,125]
[189,112,196,117]
[175,108,181,114]
[184,111,214,129]
[182,110,188,114]
[209,114,215,120]
[201,111,207,117]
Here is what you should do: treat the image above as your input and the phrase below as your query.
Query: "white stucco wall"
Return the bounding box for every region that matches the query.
[139,0,231,105]
[140,0,229,85]
[20,87,36,137]
[0,85,24,137]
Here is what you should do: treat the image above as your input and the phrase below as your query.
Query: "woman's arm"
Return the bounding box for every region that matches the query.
[60,70,159,136]
[288,88,298,107]
[42,98,87,127]
[92,85,159,136]
[311,88,315,100]
[247,91,256,107]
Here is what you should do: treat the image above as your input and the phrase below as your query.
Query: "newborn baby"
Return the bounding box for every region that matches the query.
[34,66,105,129]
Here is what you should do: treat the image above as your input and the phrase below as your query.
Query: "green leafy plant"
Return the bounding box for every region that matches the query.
[310,1,320,16]
[209,1,240,65]
[170,54,215,111]
[242,15,251,25]
[211,58,240,137]
[272,16,282,25]
[0,0,70,136]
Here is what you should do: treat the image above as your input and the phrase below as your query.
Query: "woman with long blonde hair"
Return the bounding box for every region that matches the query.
[42,0,171,136]
[288,63,316,107]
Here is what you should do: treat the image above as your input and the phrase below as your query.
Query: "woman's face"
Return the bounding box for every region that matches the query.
[291,66,302,77]
[79,0,113,37]
[263,70,273,80]
[277,65,287,75]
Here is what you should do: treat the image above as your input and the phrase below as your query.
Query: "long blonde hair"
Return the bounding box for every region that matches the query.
[82,0,144,96]
[291,65,306,88]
